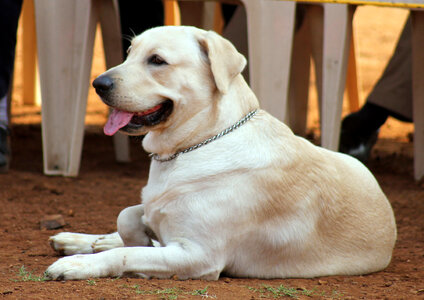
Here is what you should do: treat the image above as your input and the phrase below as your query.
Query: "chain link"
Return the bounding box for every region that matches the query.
[149,109,258,162]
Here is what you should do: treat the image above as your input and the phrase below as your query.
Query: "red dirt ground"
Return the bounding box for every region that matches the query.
[0,5,423,300]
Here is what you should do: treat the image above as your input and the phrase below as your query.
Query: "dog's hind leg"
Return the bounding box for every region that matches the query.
[49,232,124,256]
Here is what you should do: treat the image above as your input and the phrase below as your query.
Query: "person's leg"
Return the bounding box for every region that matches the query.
[117,0,164,58]
[0,93,10,170]
[0,0,23,172]
[366,16,412,122]
[339,16,412,162]
[0,95,8,128]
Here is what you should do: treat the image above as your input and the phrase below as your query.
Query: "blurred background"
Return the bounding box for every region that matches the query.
[10,5,413,148]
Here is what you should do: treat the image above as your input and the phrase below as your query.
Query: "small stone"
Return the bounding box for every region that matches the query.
[2,290,12,295]
[40,214,66,230]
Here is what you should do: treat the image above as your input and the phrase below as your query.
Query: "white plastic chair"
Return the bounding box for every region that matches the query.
[232,0,354,152]
[34,0,129,176]
[321,4,354,150]
[241,0,297,125]
[175,0,355,147]
[300,5,423,181]
[242,1,423,181]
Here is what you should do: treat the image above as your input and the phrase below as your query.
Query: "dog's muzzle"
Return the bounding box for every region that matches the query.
[93,75,173,136]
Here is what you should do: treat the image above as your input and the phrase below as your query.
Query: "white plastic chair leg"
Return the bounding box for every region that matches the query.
[411,11,424,181]
[98,0,130,162]
[307,5,324,115]
[288,7,312,136]
[242,0,296,124]
[321,4,353,150]
[35,0,97,176]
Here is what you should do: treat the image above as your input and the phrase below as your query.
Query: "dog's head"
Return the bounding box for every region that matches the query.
[93,26,246,137]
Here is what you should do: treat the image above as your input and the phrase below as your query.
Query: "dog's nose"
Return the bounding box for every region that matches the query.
[92,75,114,96]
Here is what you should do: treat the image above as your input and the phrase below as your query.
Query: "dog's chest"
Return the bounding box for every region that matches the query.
[141,165,184,242]
[141,160,229,242]
[141,182,167,241]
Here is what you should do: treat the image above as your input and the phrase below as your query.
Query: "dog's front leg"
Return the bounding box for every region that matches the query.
[46,243,222,281]
[49,204,153,255]
[117,204,156,246]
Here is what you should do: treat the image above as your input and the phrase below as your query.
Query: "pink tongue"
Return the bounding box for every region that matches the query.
[104,109,134,136]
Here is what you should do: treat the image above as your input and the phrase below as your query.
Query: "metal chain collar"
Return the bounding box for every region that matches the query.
[149,109,258,162]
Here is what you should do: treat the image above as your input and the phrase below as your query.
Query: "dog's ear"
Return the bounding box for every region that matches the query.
[199,30,247,94]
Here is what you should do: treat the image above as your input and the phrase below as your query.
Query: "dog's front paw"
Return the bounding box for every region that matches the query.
[92,233,124,253]
[49,232,98,255]
[45,253,114,280]
[50,232,123,255]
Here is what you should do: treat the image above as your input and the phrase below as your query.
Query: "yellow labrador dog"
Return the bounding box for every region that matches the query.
[46,26,396,280]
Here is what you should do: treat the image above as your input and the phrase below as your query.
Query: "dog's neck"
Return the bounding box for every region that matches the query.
[142,75,259,160]
[149,109,258,162]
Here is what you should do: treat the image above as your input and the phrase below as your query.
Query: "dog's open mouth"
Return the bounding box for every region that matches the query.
[104,100,173,136]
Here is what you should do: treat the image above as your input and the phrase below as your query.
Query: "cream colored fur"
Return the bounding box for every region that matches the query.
[46,26,396,280]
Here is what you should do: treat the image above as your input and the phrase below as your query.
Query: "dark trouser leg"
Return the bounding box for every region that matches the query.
[117,0,164,58]
[339,16,412,161]
[0,0,23,171]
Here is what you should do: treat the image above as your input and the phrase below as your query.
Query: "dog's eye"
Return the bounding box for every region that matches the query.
[148,54,167,66]
[126,46,132,55]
